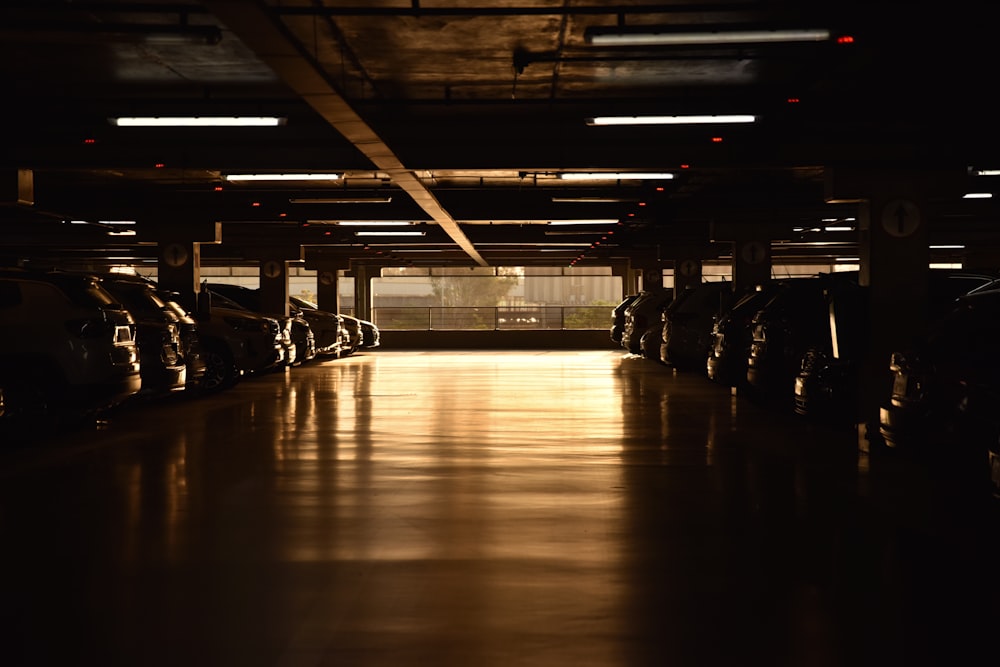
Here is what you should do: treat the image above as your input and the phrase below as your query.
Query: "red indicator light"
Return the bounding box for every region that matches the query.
[627,212,635,217]
[324,231,331,236]
[279,212,286,217]
[680,164,690,169]
[655,186,665,191]
[836,35,855,44]
[638,201,646,207]
[213,186,223,192]
[252,202,260,207]
[787,97,801,104]
[83,138,96,144]
[154,163,165,168]
[711,136,723,143]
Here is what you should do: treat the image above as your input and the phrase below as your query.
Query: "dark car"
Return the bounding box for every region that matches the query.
[746,272,861,408]
[95,272,198,398]
[706,281,787,388]
[660,281,735,372]
[192,290,288,390]
[621,289,673,355]
[797,270,997,425]
[879,289,1000,471]
[357,316,381,351]
[610,294,640,346]
[94,273,188,399]
[204,283,312,367]
[0,267,142,419]
[290,295,347,358]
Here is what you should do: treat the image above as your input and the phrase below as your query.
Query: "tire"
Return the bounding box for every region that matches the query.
[200,345,238,392]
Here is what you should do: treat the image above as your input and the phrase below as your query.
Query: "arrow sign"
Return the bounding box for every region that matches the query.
[881,199,920,238]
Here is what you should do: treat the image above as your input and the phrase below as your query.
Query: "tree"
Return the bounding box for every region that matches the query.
[430,268,520,307]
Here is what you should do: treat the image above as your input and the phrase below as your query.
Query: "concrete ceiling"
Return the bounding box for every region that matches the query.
[2,1,998,270]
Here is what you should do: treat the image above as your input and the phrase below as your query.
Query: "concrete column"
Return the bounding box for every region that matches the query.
[149,221,221,313]
[352,263,372,321]
[826,167,962,448]
[732,239,772,294]
[673,257,703,293]
[314,267,340,313]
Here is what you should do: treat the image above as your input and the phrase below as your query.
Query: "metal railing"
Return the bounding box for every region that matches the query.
[372,306,609,330]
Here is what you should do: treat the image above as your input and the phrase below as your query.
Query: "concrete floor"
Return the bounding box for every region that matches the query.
[1,350,997,667]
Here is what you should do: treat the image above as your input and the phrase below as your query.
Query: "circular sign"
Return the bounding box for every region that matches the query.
[162,243,188,268]
[262,260,282,279]
[677,259,699,277]
[319,271,335,286]
[739,241,767,265]
[881,199,921,238]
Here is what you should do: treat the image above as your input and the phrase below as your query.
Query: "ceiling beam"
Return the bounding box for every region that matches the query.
[201,0,487,267]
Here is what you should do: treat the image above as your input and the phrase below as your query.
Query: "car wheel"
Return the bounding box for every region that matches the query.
[201,345,238,392]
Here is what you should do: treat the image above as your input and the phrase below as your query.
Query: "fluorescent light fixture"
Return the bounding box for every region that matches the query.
[547,219,620,225]
[824,226,853,232]
[333,221,414,226]
[70,219,136,225]
[587,114,756,126]
[224,173,341,182]
[835,257,860,262]
[354,231,426,237]
[930,244,965,249]
[559,172,674,181]
[290,196,392,204]
[971,168,1000,176]
[931,263,963,269]
[107,229,137,236]
[963,192,993,199]
[586,27,831,46]
[551,196,640,203]
[110,116,286,127]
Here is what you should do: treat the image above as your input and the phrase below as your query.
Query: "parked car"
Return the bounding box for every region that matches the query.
[92,272,191,399]
[339,313,363,355]
[154,291,208,393]
[289,295,348,358]
[797,270,996,426]
[204,283,311,367]
[706,281,787,388]
[621,289,673,355]
[193,289,288,390]
[660,281,735,372]
[746,272,861,408]
[0,267,141,419]
[358,317,381,350]
[879,289,1000,465]
[610,294,640,346]
[340,313,380,353]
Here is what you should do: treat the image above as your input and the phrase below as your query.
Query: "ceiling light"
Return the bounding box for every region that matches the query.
[970,168,1000,176]
[110,116,286,127]
[354,231,426,237]
[963,192,993,199]
[586,27,831,47]
[224,173,341,182]
[332,221,414,226]
[547,219,620,225]
[551,196,640,203]
[290,196,392,204]
[558,172,674,181]
[931,244,965,249]
[587,115,757,126]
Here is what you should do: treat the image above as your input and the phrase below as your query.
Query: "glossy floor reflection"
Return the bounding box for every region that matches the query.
[1,350,996,667]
